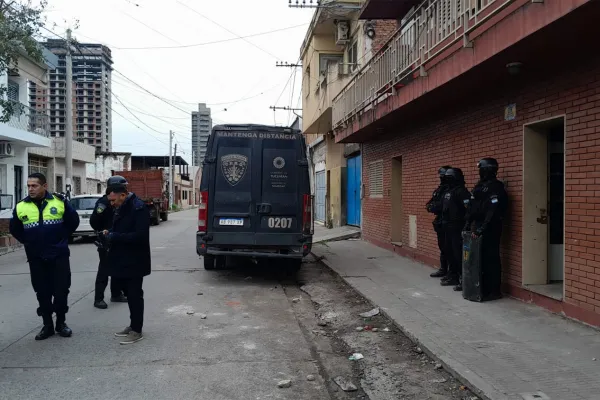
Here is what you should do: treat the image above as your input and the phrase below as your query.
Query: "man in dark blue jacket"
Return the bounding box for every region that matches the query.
[10,173,80,340]
[102,183,151,345]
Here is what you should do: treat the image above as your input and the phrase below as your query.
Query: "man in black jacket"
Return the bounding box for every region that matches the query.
[426,166,451,278]
[103,184,151,345]
[89,178,128,309]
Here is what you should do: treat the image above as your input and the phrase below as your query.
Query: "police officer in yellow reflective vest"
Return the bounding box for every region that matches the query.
[9,173,80,340]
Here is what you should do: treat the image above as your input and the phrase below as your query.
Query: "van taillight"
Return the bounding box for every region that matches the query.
[198,191,208,231]
[302,194,313,235]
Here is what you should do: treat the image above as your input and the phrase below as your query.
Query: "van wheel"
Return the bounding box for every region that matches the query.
[287,259,302,273]
[153,206,161,225]
[216,255,226,269]
[160,211,168,221]
[204,255,216,270]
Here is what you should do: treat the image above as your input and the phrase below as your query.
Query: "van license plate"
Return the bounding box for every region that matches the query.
[219,218,244,226]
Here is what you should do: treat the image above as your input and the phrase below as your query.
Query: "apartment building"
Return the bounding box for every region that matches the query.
[36,39,113,153]
[300,0,396,228]
[191,103,212,166]
[331,0,600,326]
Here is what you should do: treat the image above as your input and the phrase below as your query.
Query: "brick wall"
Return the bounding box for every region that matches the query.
[0,219,9,234]
[372,20,398,54]
[361,54,600,320]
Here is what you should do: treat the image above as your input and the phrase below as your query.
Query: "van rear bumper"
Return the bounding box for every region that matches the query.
[196,232,312,259]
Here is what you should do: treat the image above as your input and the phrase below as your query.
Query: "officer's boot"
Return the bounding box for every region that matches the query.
[430,268,447,278]
[35,314,55,341]
[55,315,72,338]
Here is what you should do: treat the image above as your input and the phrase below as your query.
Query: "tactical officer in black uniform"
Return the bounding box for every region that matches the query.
[426,166,452,278]
[440,168,471,291]
[464,158,508,300]
[90,176,128,309]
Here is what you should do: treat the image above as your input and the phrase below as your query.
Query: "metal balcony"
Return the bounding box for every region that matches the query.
[332,0,512,129]
[2,102,50,138]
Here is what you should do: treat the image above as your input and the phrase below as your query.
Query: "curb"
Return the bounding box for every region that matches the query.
[312,248,507,400]
[313,231,361,245]
[0,244,23,257]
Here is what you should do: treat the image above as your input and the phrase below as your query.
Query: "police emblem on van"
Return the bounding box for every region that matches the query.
[221,154,248,186]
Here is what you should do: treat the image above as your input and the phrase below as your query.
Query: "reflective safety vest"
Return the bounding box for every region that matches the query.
[16,195,65,230]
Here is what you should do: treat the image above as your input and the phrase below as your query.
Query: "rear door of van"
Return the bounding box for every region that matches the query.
[206,126,307,248]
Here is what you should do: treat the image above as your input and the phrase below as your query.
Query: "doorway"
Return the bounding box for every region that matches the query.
[391,156,403,244]
[315,170,326,223]
[346,154,362,226]
[14,166,23,200]
[522,117,565,300]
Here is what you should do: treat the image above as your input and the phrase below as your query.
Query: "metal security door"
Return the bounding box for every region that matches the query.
[315,171,326,222]
[346,155,361,226]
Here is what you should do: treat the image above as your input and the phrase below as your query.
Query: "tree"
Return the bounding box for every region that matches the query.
[0,0,47,122]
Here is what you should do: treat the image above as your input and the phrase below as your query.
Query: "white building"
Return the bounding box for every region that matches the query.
[86,152,132,194]
[28,138,96,195]
[0,48,57,222]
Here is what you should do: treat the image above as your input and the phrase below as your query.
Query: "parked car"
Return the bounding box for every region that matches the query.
[69,194,103,241]
[197,124,314,271]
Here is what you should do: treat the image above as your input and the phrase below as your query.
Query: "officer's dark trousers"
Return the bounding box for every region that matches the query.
[95,250,121,301]
[124,277,144,333]
[434,224,448,273]
[29,256,71,326]
[481,224,503,299]
[444,225,464,281]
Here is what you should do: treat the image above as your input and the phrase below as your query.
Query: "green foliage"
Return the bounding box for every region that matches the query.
[0,0,47,122]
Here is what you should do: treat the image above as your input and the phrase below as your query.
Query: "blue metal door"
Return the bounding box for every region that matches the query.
[346,155,362,226]
[315,171,326,222]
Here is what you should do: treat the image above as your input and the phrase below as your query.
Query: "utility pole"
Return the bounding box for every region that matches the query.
[173,143,177,208]
[65,28,73,199]
[168,130,174,209]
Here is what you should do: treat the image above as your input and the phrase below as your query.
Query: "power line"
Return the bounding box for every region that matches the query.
[175,0,283,61]
[119,10,181,44]
[114,24,308,50]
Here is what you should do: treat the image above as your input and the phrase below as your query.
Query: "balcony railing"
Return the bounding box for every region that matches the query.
[332,0,511,129]
[2,102,50,137]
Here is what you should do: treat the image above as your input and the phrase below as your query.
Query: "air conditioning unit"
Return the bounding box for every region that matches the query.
[335,21,350,46]
[0,142,14,158]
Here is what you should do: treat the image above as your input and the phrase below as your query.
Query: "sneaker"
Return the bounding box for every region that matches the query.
[35,325,55,341]
[111,295,128,303]
[94,300,108,309]
[119,331,144,345]
[55,322,73,337]
[114,326,133,337]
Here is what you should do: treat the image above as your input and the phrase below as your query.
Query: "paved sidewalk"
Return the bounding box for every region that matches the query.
[312,240,600,400]
[313,224,360,243]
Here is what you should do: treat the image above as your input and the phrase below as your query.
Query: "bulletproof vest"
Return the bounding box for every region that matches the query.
[16,195,65,229]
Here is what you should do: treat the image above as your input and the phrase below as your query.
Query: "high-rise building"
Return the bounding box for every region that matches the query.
[33,39,113,152]
[191,103,212,166]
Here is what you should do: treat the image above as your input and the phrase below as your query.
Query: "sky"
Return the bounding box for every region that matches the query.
[41,0,314,163]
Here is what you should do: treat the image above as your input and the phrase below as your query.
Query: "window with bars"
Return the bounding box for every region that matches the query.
[369,160,384,198]
[28,157,48,177]
[7,81,19,102]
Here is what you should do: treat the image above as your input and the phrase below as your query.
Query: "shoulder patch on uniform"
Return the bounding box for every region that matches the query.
[490,194,499,204]
[50,207,58,215]
[444,192,451,200]
[96,204,106,213]
[463,199,470,204]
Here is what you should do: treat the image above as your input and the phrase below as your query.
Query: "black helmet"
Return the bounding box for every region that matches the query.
[444,167,465,182]
[477,158,499,174]
[438,165,452,179]
[107,175,128,186]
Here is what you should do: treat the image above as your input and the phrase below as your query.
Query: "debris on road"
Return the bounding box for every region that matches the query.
[317,320,328,327]
[333,376,358,392]
[197,292,203,296]
[372,327,379,332]
[199,314,207,319]
[383,327,390,332]
[431,378,447,383]
[307,375,316,381]
[292,297,301,303]
[364,325,374,331]
[415,347,423,354]
[359,307,380,318]
[349,353,364,361]
[434,363,443,370]
[186,311,195,315]
[277,379,292,388]
[356,326,364,332]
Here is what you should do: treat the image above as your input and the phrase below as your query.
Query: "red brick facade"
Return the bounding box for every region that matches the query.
[361,54,600,326]
[372,20,398,54]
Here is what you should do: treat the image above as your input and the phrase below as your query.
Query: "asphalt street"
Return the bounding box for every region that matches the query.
[0,209,326,399]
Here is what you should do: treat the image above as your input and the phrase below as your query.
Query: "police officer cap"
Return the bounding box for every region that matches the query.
[438,165,452,177]
[444,167,464,181]
[477,158,499,171]
[107,175,128,186]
